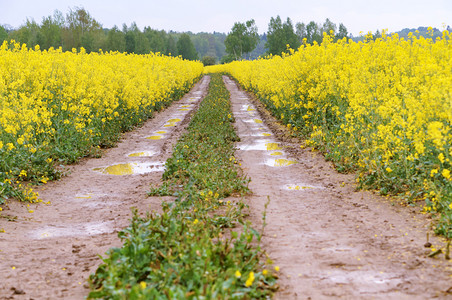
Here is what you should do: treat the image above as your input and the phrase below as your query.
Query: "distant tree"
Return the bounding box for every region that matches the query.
[177,33,198,60]
[306,21,322,45]
[295,22,307,42]
[123,24,136,53]
[166,35,177,56]
[224,19,259,60]
[39,10,64,49]
[374,30,382,40]
[220,54,235,64]
[193,35,209,58]
[105,26,126,52]
[0,25,8,44]
[144,27,167,53]
[131,23,149,54]
[322,18,337,36]
[9,18,42,48]
[63,7,103,52]
[266,16,300,55]
[201,55,216,66]
[335,23,349,41]
[248,34,267,59]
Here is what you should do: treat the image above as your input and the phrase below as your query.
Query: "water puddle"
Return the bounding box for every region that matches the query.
[238,141,282,151]
[285,184,315,190]
[168,118,182,123]
[265,143,282,151]
[128,150,156,157]
[265,158,297,167]
[146,135,162,140]
[31,221,115,239]
[241,105,255,111]
[75,194,93,199]
[324,269,402,286]
[93,162,164,175]
[164,118,182,127]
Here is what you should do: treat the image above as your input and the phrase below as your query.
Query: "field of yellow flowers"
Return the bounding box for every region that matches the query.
[0,41,203,204]
[209,30,452,237]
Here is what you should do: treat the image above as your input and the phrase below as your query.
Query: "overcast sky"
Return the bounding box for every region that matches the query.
[1,0,450,36]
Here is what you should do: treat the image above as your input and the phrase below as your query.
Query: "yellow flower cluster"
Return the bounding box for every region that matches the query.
[210,30,452,235]
[0,41,203,202]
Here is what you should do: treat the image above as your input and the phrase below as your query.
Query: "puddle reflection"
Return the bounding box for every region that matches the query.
[93,162,164,175]
[265,158,297,167]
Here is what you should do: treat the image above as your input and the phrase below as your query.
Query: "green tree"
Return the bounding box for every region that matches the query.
[177,33,198,60]
[144,27,167,53]
[224,19,259,60]
[306,21,322,45]
[123,24,136,53]
[202,55,216,66]
[39,10,64,49]
[105,25,126,52]
[266,16,300,55]
[296,22,307,42]
[9,18,42,48]
[335,23,349,41]
[0,26,8,44]
[62,7,103,52]
[322,18,337,36]
[166,35,177,56]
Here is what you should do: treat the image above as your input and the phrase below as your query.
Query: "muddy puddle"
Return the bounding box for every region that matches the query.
[265,158,298,167]
[163,118,182,127]
[128,150,157,157]
[237,140,283,151]
[30,221,115,239]
[146,135,163,140]
[284,184,319,190]
[93,162,164,175]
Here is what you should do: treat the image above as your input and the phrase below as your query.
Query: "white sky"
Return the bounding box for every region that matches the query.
[0,0,450,36]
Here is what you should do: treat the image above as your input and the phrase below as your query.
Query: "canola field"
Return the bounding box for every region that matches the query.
[0,41,203,203]
[208,31,452,236]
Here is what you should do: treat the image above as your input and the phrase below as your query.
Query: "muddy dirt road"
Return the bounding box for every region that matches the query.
[0,75,451,299]
[0,77,210,299]
[224,75,452,299]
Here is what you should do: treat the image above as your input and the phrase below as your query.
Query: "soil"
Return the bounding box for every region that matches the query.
[0,75,451,300]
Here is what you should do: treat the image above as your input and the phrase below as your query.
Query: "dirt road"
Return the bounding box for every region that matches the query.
[224,75,452,299]
[0,77,210,299]
[1,75,451,299]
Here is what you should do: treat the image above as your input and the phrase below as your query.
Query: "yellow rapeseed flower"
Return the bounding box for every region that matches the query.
[245,272,255,287]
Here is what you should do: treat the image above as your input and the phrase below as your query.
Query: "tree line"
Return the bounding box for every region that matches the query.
[2,8,446,64]
[0,7,224,62]
[0,8,351,63]
[223,16,349,62]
